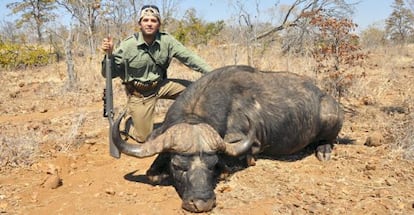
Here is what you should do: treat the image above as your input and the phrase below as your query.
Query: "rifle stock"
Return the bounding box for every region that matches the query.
[104,53,121,158]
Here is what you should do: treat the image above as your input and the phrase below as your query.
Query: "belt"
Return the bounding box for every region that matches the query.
[124,78,162,97]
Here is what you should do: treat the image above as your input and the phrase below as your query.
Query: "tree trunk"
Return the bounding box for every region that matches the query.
[65,29,77,90]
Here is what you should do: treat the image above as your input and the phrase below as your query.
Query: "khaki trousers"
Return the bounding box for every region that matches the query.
[126,79,191,142]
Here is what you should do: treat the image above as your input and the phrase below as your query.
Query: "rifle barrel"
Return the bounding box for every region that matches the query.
[105,52,120,158]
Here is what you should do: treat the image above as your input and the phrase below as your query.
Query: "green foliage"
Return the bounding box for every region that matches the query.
[0,42,51,69]
[172,8,224,46]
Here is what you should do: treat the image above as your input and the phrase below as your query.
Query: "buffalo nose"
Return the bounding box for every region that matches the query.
[182,198,216,213]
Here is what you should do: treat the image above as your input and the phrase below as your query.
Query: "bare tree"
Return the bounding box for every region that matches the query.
[238,2,256,66]
[158,0,182,27]
[386,0,414,44]
[56,0,102,55]
[255,0,355,41]
[405,0,414,11]
[360,25,387,48]
[101,0,139,44]
[46,24,77,90]
[64,27,77,90]
[92,0,182,51]
[0,21,24,43]
[6,0,57,44]
[128,0,139,22]
[226,0,356,66]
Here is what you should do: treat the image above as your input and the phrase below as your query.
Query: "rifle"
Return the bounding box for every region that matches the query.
[103,31,121,159]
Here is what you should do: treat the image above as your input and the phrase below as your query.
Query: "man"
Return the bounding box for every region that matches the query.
[101,5,212,143]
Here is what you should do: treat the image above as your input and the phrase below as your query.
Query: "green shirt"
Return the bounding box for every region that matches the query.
[102,31,212,82]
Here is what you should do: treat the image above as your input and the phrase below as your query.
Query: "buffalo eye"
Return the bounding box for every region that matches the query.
[201,154,219,170]
[171,155,190,171]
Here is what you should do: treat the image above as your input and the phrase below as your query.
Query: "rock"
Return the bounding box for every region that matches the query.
[40,164,63,189]
[41,174,63,189]
[0,201,8,212]
[364,132,384,147]
[361,96,375,105]
[105,188,116,195]
[365,164,376,171]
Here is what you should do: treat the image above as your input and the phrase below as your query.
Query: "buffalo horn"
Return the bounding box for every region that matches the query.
[112,111,169,158]
[222,116,257,156]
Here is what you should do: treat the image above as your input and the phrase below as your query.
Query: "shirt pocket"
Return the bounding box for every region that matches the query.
[125,56,148,78]
[154,52,170,68]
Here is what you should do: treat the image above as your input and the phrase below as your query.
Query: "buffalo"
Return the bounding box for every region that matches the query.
[112,65,344,212]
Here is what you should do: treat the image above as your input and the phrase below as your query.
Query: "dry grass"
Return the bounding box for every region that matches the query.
[0,43,413,170]
[0,43,413,215]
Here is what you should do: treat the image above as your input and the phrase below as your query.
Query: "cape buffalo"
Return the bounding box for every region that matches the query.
[112,65,344,212]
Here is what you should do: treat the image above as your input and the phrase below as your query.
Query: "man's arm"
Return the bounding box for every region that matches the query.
[168,36,213,74]
[101,36,124,79]
[101,52,126,79]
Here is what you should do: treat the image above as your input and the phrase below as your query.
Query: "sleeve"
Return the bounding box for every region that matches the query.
[169,37,213,74]
[101,48,125,79]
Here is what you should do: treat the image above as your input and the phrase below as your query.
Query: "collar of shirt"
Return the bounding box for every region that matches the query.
[135,31,161,48]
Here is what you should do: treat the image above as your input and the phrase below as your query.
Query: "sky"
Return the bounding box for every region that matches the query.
[177,0,394,31]
[0,0,394,32]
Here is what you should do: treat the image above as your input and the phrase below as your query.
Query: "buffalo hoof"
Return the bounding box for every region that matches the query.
[182,198,216,213]
[219,171,232,181]
[246,154,256,166]
[316,144,333,161]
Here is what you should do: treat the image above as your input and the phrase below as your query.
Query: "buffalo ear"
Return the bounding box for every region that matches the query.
[222,130,255,156]
[222,115,257,156]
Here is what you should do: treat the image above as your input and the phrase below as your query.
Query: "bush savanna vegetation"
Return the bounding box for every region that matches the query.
[0,0,413,214]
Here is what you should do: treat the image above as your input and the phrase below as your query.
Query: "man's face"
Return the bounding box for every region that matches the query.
[139,16,160,36]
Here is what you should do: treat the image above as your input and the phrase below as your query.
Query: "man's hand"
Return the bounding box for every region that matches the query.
[101,36,114,54]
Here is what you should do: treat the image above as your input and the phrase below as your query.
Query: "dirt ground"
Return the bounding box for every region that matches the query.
[1,50,414,214]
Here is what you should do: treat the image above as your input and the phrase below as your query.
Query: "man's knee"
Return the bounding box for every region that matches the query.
[121,116,148,143]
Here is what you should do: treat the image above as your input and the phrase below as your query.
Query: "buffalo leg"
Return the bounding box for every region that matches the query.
[315,141,333,161]
[315,95,343,161]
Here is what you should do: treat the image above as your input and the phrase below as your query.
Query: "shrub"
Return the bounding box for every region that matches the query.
[0,42,51,69]
[171,8,224,46]
[309,12,366,101]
